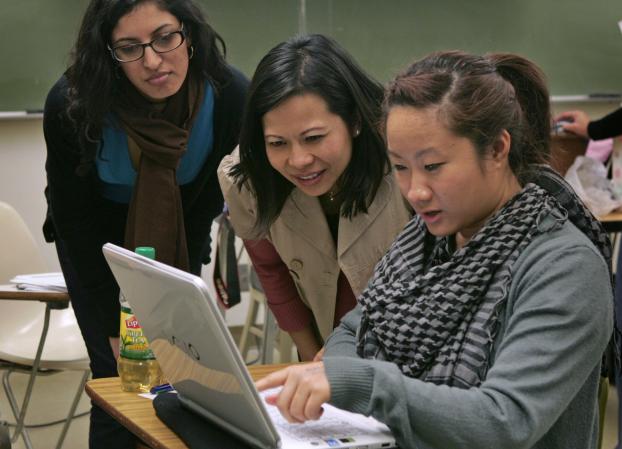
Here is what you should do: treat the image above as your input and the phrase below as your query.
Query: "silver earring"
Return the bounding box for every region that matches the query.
[188,46,194,60]
[353,128,360,137]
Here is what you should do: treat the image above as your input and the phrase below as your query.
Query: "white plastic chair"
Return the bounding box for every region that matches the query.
[0,201,90,449]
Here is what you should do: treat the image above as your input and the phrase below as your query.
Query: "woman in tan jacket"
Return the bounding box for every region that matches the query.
[217,34,411,360]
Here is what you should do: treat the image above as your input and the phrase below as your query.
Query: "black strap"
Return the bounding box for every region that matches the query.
[213,214,241,308]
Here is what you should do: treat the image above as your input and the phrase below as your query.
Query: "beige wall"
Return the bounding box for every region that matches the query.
[0,117,57,270]
[1,99,620,325]
[0,117,251,325]
[550,100,621,120]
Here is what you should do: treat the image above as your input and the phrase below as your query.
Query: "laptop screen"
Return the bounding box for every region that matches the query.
[103,243,279,449]
[103,243,396,449]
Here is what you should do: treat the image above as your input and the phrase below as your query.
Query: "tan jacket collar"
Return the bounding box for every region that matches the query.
[277,176,395,259]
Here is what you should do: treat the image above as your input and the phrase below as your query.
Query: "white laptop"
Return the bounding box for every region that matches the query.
[102,243,396,449]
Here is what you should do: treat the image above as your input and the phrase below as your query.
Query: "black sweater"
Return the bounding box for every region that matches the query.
[43,67,248,336]
[588,107,622,140]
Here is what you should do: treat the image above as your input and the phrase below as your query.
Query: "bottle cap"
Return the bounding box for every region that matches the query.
[135,246,156,260]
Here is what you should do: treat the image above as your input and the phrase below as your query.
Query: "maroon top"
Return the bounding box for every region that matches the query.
[244,238,357,332]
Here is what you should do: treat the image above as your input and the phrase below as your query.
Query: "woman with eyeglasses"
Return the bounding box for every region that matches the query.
[42,1,247,447]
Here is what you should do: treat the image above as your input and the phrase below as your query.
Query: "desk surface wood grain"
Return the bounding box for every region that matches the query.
[85,364,291,449]
[0,284,69,302]
[599,212,622,223]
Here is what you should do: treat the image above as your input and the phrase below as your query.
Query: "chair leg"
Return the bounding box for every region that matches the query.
[2,369,34,449]
[261,310,278,364]
[5,303,52,448]
[0,419,10,449]
[239,296,259,362]
[54,369,90,449]
[278,331,294,363]
[3,367,90,449]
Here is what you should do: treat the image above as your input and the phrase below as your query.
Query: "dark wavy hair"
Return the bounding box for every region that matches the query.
[65,0,230,174]
[384,51,551,184]
[230,34,387,236]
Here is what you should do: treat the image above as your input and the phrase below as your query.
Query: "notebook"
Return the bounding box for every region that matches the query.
[10,272,67,292]
[102,243,396,449]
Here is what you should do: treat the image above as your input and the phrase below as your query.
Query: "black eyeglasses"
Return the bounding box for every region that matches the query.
[108,25,186,63]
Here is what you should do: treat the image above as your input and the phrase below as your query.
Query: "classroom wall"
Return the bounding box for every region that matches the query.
[2,0,621,344]
[0,118,55,268]
[0,118,251,325]
[1,99,619,327]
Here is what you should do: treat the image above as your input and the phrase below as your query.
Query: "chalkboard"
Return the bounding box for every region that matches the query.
[2,0,621,111]
[1,0,89,112]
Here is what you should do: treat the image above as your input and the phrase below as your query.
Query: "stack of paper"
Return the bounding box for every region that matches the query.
[9,272,67,292]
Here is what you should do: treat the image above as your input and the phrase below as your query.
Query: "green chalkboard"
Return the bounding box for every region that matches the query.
[2,0,621,111]
[1,0,89,112]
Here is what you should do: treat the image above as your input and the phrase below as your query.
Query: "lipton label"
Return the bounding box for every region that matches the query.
[119,305,155,360]
[125,316,140,329]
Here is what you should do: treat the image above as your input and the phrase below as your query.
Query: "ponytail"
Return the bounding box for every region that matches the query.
[488,53,551,178]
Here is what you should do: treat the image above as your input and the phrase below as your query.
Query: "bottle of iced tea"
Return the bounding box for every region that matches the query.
[117,246,163,392]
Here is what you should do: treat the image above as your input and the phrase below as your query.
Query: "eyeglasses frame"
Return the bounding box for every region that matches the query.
[107,24,187,63]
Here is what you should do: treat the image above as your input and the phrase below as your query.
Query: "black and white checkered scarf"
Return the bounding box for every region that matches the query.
[356,166,612,388]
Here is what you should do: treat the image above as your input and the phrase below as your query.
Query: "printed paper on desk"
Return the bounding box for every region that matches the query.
[261,388,394,448]
[9,272,67,292]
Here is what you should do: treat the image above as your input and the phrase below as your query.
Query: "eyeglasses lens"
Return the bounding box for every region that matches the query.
[113,31,184,62]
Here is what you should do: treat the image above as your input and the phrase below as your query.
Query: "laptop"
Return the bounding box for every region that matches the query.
[102,243,396,449]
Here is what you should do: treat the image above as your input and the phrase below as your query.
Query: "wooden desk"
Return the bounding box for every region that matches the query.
[598,211,622,233]
[85,364,290,449]
[599,212,622,223]
[0,284,69,304]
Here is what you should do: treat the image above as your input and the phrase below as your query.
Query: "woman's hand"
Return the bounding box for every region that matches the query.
[554,110,590,139]
[288,326,322,361]
[313,347,325,362]
[256,362,331,423]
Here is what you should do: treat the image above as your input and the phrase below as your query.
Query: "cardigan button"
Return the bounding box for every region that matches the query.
[289,259,303,271]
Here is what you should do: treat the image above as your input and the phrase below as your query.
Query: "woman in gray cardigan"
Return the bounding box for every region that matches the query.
[257,51,614,449]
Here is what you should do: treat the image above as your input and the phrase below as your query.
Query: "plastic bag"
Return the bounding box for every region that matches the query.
[585,138,614,164]
[564,155,622,217]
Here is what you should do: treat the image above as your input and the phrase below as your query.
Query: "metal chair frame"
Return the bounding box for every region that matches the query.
[0,295,90,449]
[0,201,90,449]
